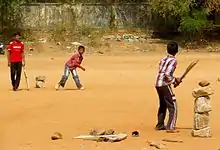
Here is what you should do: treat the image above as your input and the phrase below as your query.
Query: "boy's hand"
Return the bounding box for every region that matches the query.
[175,77,182,84]
[174,82,180,88]
[22,62,25,67]
[174,77,182,88]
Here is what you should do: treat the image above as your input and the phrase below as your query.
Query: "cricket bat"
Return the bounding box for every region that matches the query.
[23,67,30,90]
[180,60,199,81]
[174,60,199,88]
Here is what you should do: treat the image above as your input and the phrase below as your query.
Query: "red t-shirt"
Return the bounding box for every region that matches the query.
[65,52,83,69]
[8,41,24,62]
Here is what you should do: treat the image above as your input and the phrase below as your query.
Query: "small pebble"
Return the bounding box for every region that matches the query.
[51,132,62,140]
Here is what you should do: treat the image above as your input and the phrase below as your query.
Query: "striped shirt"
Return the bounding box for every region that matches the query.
[155,55,177,87]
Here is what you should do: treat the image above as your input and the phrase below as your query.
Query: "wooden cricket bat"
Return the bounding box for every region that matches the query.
[23,67,30,90]
[174,60,199,88]
[179,60,199,81]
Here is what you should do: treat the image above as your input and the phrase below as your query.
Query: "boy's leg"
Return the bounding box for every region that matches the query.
[14,62,22,89]
[57,66,70,88]
[10,62,16,90]
[155,87,167,130]
[164,86,178,132]
[70,69,83,89]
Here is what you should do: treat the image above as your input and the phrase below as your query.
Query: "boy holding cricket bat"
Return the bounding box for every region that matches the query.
[55,45,85,90]
[7,32,25,91]
[155,41,181,133]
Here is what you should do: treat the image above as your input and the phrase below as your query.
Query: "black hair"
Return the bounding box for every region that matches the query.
[78,45,85,51]
[13,32,21,37]
[167,41,178,55]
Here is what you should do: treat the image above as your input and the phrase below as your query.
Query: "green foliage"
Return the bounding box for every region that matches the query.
[148,0,191,33]
[148,0,217,39]
[1,0,25,28]
[149,0,192,18]
[179,9,210,35]
[148,0,194,34]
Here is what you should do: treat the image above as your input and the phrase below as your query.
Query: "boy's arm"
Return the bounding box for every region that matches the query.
[76,64,85,71]
[21,43,25,66]
[164,59,177,84]
[69,63,85,71]
[22,52,25,66]
[7,43,12,67]
[7,51,10,67]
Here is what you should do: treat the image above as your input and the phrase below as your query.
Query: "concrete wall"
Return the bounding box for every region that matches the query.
[21,3,150,30]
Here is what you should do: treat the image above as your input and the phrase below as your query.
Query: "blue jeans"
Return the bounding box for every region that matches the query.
[59,65,82,88]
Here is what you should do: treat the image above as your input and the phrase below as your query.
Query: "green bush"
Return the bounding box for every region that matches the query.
[179,9,211,38]
[149,0,215,40]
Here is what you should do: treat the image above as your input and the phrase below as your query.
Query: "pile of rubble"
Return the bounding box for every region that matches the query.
[102,34,148,42]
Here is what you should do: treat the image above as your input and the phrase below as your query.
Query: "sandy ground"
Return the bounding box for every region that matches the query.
[0,52,220,150]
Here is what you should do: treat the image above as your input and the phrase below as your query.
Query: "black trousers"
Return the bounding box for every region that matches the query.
[156,85,177,130]
[10,62,22,89]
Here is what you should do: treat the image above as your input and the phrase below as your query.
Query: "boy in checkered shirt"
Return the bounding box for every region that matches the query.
[155,41,182,133]
[55,45,85,90]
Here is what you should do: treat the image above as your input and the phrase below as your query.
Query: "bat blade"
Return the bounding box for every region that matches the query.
[23,67,30,90]
[180,60,199,80]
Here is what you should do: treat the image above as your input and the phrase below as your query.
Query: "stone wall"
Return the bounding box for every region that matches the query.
[21,3,150,30]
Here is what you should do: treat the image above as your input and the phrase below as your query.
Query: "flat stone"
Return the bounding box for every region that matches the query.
[192,127,212,138]
[199,80,210,87]
[51,132,62,140]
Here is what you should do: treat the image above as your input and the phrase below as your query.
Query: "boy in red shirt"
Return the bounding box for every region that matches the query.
[7,32,25,91]
[55,45,85,90]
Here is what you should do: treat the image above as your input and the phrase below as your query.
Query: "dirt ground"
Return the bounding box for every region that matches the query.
[0,51,220,150]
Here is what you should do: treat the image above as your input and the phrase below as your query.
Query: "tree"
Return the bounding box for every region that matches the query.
[149,0,192,18]
[148,0,212,39]
[205,0,220,11]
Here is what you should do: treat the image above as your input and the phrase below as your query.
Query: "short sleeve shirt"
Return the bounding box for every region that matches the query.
[65,52,83,68]
[8,41,24,62]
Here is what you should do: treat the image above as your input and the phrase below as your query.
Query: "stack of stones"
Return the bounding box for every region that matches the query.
[35,76,46,88]
[191,80,213,138]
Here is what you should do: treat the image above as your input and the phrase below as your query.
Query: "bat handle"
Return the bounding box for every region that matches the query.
[173,78,183,88]
[173,84,180,88]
